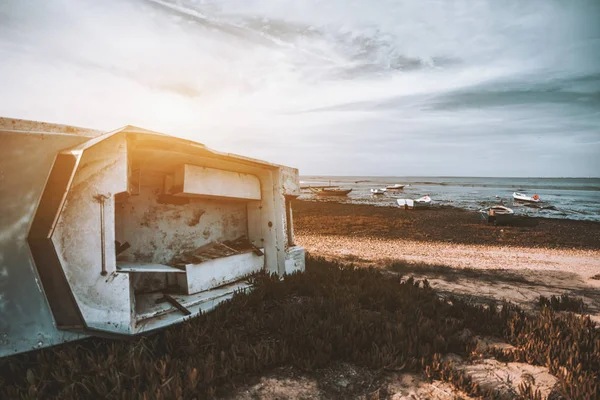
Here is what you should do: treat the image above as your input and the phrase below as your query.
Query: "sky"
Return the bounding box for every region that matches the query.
[1,0,599,177]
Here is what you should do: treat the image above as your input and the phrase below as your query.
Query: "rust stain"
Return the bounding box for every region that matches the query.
[140,209,156,228]
[187,209,205,227]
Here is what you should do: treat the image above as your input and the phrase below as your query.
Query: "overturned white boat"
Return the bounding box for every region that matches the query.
[385,184,405,190]
[513,192,540,203]
[396,195,432,209]
[371,188,387,195]
[479,205,515,225]
[0,118,305,357]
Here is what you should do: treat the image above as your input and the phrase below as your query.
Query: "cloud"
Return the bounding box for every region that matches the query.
[0,0,599,176]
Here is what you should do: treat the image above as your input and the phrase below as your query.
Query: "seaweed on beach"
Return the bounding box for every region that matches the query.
[0,255,598,399]
[293,199,600,250]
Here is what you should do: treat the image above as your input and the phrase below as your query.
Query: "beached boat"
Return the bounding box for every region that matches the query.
[397,195,432,210]
[479,205,515,225]
[309,187,352,196]
[513,192,540,203]
[385,184,405,190]
[0,118,306,357]
[371,188,386,195]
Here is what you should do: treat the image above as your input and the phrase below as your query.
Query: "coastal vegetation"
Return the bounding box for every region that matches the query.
[1,256,598,399]
[538,294,587,314]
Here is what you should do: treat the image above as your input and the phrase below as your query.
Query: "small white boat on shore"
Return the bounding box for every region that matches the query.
[385,184,405,190]
[397,195,431,209]
[371,188,387,195]
[513,192,540,203]
[479,205,515,225]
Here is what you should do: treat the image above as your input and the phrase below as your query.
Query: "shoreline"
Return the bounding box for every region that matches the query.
[298,196,600,222]
[298,175,600,223]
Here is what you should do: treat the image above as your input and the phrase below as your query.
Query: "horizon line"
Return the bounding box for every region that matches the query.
[299,175,600,179]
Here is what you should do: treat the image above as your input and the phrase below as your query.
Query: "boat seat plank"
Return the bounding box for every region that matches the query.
[116,262,184,273]
[135,281,251,322]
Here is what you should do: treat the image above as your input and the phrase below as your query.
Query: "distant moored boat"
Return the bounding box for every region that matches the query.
[309,187,352,196]
[479,205,515,225]
[513,192,540,203]
[385,184,405,190]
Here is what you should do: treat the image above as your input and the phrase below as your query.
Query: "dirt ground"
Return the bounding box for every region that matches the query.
[226,362,474,400]
[226,351,558,399]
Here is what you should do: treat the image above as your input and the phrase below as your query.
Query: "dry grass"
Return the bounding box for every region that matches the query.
[0,255,598,399]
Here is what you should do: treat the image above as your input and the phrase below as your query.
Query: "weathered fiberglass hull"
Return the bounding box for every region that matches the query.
[0,118,305,357]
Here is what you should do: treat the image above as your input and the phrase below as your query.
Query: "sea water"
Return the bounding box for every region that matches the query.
[300,176,600,222]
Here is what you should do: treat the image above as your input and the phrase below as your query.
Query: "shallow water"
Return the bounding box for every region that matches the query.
[300,176,600,221]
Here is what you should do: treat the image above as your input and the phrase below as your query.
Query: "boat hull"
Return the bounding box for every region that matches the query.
[0,119,305,357]
[397,198,431,209]
[309,188,352,196]
[385,185,405,190]
[480,206,515,225]
[513,192,540,203]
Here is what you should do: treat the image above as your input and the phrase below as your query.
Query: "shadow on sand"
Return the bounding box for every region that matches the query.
[335,255,600,319]
[388,259,600,317]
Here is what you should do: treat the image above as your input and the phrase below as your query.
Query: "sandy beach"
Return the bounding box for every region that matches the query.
[293,200,600,319]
